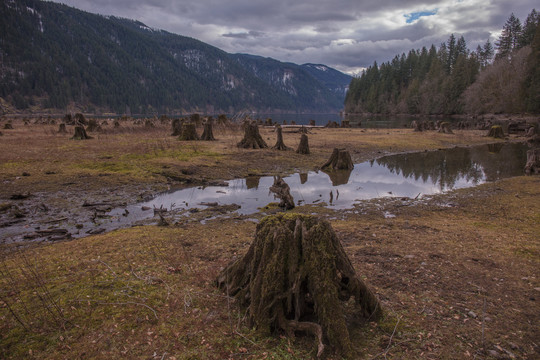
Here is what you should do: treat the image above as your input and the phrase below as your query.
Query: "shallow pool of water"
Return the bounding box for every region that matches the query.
[107,142,528,225]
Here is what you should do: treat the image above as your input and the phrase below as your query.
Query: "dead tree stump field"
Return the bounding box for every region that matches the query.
[272,125,290,150]
[321,148,354,170]
[216,213,382,358]
[237,121,268,149]
[296,133,310,154]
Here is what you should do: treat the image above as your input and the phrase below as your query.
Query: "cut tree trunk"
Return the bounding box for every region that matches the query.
[411,120,423,132]
[524,148,540,174]
[321,148,354,170]
[86,119,99,132]
[171,118,183,136]
[272,125,290,150]
[296,133,310,154]
[58,123,67,134]
[237,121,268,149]
[201,120,216,141]
[71,126,92,140]
[178,122,199,141]
[341,119,351,128]
[269,176,295,210]
[487,125,504,139]
[438,122,453,134]
[216,214,383,358]
[3,123,13,130]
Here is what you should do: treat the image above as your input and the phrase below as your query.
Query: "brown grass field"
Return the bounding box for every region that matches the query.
[0,118,539,359]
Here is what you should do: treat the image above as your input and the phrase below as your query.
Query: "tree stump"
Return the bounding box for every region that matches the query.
[411,120,422,132]
[237,121,268,149]
[296,133,310,154]
[114,120,121,128]
[272,125,290,150]
[58,123,67,134]
[75,113,87,125]
[71,126,92,140]
[3,123,13,130]
[201,119,216,141]
[145,119,155,128]
[341,119,351,128]
[86,119,99,132]
[438,122,453,134]
[171,118,183,136]
[321,148,354,170]
[269,176,295,210]
[178,122,199,141]
[309,119,316,126]
[487,125,504,139]
[325,121,339,128]
[525,148,540,174]
[216,213,382,358]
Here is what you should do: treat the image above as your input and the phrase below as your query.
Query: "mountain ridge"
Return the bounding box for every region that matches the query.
[0,0,352,115]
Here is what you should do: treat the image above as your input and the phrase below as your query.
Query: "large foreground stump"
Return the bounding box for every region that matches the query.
[269,176,295,209]
[321,148,354,170]
[525,148,540,174]
[216,214,382,358]
[272,125,290,150]
[487,125,504,139]
[237,121,268,149]
[296,133,310,154]
[71,126,92,140]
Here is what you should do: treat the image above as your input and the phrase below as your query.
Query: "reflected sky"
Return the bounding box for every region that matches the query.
[109,143,528,224]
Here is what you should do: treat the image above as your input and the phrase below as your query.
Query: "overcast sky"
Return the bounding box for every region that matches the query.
[53,0,537,75]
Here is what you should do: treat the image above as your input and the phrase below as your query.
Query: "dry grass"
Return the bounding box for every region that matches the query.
[0,118,537,359]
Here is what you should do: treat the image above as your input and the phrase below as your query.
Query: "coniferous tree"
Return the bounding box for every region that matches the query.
[519,9,539,48]
[496,13,523,59]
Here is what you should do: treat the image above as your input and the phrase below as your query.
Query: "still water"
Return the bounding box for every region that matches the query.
[108,142,528,224]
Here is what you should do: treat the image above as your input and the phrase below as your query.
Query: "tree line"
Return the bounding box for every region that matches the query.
[345,9,540,115]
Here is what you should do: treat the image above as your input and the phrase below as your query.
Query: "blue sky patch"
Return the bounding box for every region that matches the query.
[404,10,438,24]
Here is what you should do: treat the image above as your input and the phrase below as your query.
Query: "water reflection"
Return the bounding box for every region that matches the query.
[108,143,528,223]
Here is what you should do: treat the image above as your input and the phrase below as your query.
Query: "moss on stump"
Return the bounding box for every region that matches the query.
[487,125,504,139]
[216,213,382,358]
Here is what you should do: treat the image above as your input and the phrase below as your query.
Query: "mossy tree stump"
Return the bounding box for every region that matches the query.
[487,125,504,139]
[201,118,216,141]
[321,148,354,170]
[525,148,540,174]
[216,214,382,358]
[269,176,295,210]
[272,125,290,150]
[237,121,268,149]
[296,133,310,154]
[178,122,199,141]
[71,126,92,140]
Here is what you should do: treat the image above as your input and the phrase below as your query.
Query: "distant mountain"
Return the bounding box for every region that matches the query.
[0,0,352,115]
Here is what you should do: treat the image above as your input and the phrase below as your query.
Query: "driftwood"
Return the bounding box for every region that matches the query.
[178,122,199,141]
[201,119,216,141]
[216,214,382,358]
[269,176,295,210]
[525,148,540,174]
[272,125,290,150]
[296,133,310,154]
[487,125,504,139]
[71,126,92,140]
[237,121,268,149]
[321,148,354,170]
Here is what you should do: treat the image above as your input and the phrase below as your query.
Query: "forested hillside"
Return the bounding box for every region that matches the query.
[345,9,540,115]
[0,0,350,114]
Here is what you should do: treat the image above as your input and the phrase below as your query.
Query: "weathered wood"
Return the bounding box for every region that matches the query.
[71,126,92,140]
[525,148,540,174]
[201,119,216,141]
[178,122,199,141]
[487,125,504,139]
[237,121,268,149]
[272,125,290,150]
[58,123,67,133]
[438,122,454,134]
[269,176,295,210]
[296,133,310,154]
[321,148,354,170]
[216,214,382,358]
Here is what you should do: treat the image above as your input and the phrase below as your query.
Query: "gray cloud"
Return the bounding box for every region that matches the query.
[55,0,538,74]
